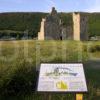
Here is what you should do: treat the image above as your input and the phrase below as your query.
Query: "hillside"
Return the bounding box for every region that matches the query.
[0,12,100,39]
[0,12,47,38]
[88,13,100,37]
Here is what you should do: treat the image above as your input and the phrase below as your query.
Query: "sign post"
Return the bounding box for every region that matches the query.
[37,63,87,100]
[76,94,83,100]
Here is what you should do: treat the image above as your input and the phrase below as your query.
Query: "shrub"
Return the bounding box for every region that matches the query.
[89,45,100,52]
[0,62,38,96]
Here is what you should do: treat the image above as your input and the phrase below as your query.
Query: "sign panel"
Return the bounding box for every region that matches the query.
[37,63,87,92]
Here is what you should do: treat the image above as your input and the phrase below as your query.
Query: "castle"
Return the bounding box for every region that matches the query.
[38,7,88,41]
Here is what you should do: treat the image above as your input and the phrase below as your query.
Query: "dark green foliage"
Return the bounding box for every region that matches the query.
[0,61,38,96]
[0,12,100,38]
[0,12,73,38]
[88,13,100,37]
[59,13,72,26]
[89,45,100,52]
[0,12,48,38]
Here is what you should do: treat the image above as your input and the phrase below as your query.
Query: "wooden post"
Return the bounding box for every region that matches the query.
[76,94,83,100]
[48,94,51,100]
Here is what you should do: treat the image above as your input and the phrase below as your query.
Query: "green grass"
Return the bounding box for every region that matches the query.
[0,40,100,100]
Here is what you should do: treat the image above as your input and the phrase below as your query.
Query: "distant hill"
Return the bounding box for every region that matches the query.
[0,12,100,39]
[0,12,47,38]
[88,13,100,37]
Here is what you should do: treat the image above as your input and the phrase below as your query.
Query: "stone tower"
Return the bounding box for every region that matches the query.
[44,7,61,40]
[38,18,45,40]
[73,12,88,41]
[38,7,61,40]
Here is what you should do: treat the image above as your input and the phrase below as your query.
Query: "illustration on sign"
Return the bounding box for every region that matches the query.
[45,67,78,76]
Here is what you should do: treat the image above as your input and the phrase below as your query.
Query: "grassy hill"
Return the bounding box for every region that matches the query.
[0,12,100,38]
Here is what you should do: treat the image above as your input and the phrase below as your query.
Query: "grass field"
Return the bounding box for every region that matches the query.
[0,40,100,100]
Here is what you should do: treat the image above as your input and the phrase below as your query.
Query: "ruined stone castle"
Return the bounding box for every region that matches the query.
[38,7,88,41]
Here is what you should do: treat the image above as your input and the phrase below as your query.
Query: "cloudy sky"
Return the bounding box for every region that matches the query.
[0,0,100,12]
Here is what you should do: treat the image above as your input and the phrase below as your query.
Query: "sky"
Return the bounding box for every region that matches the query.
[0,0,100,13]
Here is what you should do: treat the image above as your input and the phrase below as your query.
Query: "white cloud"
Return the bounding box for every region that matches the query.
[45,0,56,12]
[88,0,100,12]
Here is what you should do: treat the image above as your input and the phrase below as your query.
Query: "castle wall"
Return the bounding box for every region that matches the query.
[38,8,88,41]
[73,13,88,41]
[80,15,88,40]
[38,7,61,40]
[62,26,73,40]
[45,21,61,40]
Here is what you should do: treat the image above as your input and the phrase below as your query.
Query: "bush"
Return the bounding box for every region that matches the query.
[89,45,100,52]
[0,62,38,96]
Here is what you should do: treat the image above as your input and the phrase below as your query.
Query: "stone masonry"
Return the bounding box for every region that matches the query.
[73,12,88,41]
[38,7,88,41]
[38,18,45,40]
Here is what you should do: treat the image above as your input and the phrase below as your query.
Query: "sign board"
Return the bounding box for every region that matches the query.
[37,63,87,92]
